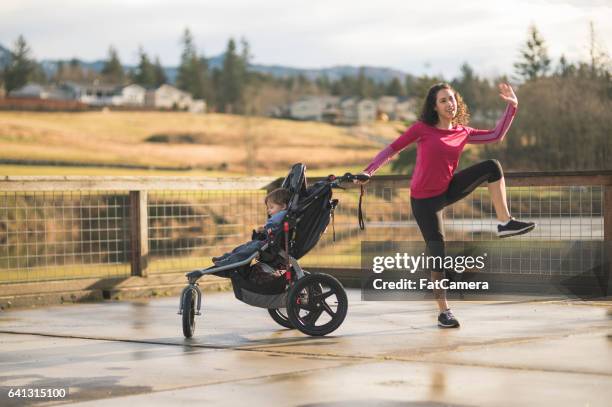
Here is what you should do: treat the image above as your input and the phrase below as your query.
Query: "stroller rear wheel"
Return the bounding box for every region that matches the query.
[267,270,312,329]
[286,273,348,336]
[182,287,197,338]
[267,308,293,329]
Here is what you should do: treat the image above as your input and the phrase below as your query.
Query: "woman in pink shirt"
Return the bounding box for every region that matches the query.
[359,82,536,328]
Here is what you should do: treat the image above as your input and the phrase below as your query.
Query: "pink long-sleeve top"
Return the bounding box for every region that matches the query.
[364,104,517,199]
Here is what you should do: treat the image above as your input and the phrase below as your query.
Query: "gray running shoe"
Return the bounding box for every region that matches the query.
[497,217,536,238]
[438,309,460,328]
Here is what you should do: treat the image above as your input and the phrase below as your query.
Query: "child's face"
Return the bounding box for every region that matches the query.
[266,201,286,216]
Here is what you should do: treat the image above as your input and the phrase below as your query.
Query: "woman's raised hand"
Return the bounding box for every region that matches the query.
[498,83,518,107]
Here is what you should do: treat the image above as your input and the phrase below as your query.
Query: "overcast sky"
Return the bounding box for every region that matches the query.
[1,0,610,78]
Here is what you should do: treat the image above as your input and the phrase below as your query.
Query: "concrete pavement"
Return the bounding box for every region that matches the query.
[1,290,611,406]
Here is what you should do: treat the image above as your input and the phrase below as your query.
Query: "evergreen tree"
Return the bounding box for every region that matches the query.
[240,37,251,79]
[53,60,65,81]
[514,25,551,81]
[406,74,446,100]
[3,35,36,92]
[330,79,343,96]
[210,68,222,111]
[316,75,331,93]
[133,47,156,88]
[186,57,209,102]
[220,38,245,113]
[176,28,211,100]
[557,55,575,77]
[386,77,404,96]
[153,57,167,87]
[69,58,86,81]
[355,67,371,98]
[101,46,125,84]
[452,63,476,105]
[403,75,415,97]
[54,58,97,82]
[176,28,196,91]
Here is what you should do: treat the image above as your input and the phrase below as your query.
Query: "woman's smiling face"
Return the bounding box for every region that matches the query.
[434,88,458,122]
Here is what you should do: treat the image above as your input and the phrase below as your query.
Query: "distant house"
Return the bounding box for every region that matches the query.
[61,81,146,106]
[188,99,206,113]
[145,84,206,113]
[289,97,324,121]
[120,84,146,106]
[338,97,357,124]
[7,81,208,110]
[377,96,399,120]
[9,83,73,100]
[337,97,376,125]
[395,97,417,121]
[62,81,111,105]
[356,99,377,124]
[146,84,190,109]
[283,95,392,125]
[320,96,341,123]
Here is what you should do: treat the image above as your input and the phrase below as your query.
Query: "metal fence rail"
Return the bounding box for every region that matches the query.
[1,172,611,284]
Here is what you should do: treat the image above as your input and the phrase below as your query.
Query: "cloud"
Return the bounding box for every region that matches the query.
[0,0,610,78]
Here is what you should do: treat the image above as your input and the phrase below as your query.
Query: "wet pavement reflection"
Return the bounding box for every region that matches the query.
[0,290,610,406]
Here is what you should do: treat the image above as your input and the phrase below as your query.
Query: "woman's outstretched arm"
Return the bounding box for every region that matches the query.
[467,83,518,144]
[362,124,420,176]
[363,145,397,176]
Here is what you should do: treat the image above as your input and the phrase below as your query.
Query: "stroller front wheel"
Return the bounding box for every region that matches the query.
[286,273,348,336]
[182,287,198,338]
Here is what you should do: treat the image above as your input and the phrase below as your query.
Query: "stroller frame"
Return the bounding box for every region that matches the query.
[178,245,305,313]
[178,164,367,337]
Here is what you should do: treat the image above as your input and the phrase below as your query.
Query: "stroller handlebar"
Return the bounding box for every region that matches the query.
[328,172,370,185]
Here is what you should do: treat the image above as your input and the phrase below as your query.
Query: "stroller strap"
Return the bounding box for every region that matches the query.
[331,207,336,241]
[358,184,366,230]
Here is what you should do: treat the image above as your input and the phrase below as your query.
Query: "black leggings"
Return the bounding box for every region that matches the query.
[410,159,503,273]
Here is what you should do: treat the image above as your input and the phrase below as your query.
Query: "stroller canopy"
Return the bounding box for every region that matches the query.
[280,163,335,259]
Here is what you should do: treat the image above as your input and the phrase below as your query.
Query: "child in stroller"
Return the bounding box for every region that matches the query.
[211,188,290,268]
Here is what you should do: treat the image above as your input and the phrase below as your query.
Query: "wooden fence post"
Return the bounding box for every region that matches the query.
[129,190,149,277]
[605,186,612,243]
[605,186,612,294]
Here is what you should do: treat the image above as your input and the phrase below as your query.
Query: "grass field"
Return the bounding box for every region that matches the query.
[0,111,406,177]
[0,163,396,178]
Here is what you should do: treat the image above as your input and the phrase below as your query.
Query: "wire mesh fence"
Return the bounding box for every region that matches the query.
[302,182,605,275]
[0,177,273,284]
[0,191,131,283]
[146,189,267,275]
[0,173,609,284]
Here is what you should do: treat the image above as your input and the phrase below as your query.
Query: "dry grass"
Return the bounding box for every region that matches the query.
[0,111,405,176]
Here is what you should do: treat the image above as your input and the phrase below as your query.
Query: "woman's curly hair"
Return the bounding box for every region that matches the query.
[419,82,470,127]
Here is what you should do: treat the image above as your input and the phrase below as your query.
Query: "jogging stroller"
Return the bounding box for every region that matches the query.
[179,163,368,337]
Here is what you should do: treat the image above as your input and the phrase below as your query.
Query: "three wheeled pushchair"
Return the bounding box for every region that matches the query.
[178,163,367,337]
